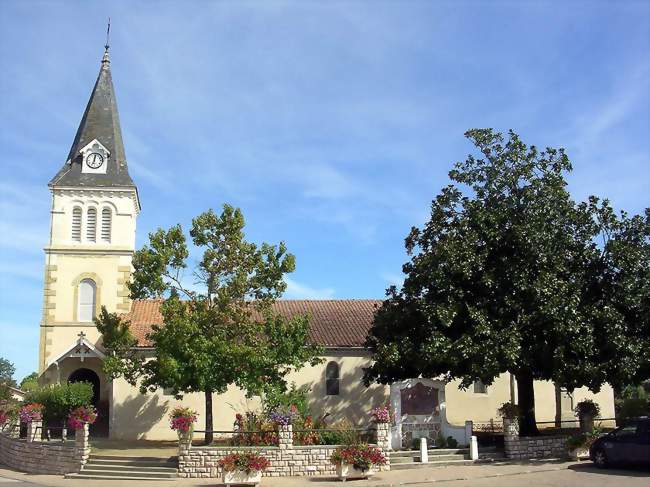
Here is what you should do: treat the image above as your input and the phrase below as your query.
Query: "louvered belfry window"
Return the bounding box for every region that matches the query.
[101,208,112,243]
[86,208,97,242]
[71,207,82,242]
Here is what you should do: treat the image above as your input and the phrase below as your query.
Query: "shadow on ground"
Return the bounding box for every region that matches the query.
[569,462,650,477]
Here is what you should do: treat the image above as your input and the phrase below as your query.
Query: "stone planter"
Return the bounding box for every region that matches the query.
[223,469,262,486]
[336,463,376,481]
[503,418,519,437]
[568,447,590,460]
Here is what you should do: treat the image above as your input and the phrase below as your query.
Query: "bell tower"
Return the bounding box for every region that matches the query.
[39,45,140,376]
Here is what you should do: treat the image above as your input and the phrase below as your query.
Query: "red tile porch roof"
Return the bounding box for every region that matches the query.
[123,299,382,348]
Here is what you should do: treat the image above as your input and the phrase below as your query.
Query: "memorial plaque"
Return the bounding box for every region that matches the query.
[400,382,439,415]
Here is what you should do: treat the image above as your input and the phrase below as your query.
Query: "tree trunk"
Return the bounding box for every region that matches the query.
[515,371,539,436]
[204,389,213,445]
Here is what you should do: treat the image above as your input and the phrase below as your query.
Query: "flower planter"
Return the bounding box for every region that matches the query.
[568,447,590,461]
[336,463,376,482]
[223,469,262,486]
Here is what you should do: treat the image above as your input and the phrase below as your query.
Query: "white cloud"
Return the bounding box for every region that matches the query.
[284,277,335,299]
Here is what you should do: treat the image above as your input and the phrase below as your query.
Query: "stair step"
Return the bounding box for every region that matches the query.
[90,454,176,462]
[392,448,468,457]
[65,473,176,481]
[83,464,178,473]
[86,459,177,469]
[74,468,177,479]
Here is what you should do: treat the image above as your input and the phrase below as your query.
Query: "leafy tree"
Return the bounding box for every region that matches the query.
[364,129,649,435]
[0,357,16,388]
[97,204,322,443]
[95,307,143,384]
[19,372,39,392]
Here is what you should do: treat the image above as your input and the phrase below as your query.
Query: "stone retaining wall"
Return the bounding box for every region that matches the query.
[504,435,568,459]
[0,422,90,475]
[178,423,391,478]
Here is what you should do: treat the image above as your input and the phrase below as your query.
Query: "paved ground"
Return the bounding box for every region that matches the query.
[1,461,648,486]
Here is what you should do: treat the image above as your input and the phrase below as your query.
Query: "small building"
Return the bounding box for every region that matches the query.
[37,47,615,445]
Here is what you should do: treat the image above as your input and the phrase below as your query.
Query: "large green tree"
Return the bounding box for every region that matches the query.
[97,205,322,443]
[364,129,649,435]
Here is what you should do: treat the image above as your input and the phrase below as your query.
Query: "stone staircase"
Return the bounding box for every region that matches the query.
[65,454,178,481]
[391,446,505,470]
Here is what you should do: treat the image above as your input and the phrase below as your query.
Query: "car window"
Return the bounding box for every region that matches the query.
[611,424,638,437]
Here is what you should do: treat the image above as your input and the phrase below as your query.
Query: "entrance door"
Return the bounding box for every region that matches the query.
[68,368,107,437]
[68,368,100,404]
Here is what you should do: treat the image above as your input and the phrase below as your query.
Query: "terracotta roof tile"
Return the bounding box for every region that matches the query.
[122,299,381,348]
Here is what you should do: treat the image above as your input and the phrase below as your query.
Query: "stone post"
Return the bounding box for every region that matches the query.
[278,424,293,450]
[579,414,595,434]
[74,422,91,470]
[26,420,42,443]
[469,436,479,460]
[375,422,391,471]
[464,420,473,446]
[503,418,519,437]
[419,437,428,463]
[178,428,193,457]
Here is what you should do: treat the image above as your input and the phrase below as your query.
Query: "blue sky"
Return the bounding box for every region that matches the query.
[1,1,648,382]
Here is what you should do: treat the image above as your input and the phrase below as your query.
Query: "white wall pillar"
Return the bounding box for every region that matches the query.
[470,436,479,460]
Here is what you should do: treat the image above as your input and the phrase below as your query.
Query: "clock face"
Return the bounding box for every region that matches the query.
[86,152,104,169]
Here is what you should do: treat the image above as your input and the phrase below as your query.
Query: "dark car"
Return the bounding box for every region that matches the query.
[589,417,650,468]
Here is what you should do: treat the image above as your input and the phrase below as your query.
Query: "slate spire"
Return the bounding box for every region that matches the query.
[49,45,135,188]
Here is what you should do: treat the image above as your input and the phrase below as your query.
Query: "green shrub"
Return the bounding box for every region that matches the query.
[435,435,448,448]
[23,382,93,423]
[446,436,459,448]
[262,383,311,419]
[318,420,364,446]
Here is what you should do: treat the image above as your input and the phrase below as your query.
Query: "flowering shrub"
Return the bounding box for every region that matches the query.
[330,444,387,471]
[169,406,198,433]
[19,403,44,423]
[497,402,521,419]
[218,452,270,474]
[0,411,9,426]
[574,400,600,418]
[67,405,98,430]
[232,412,278,446]
[370,405,391,423]
[268,404,299,426]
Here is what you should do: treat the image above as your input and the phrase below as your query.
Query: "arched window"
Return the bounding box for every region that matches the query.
[101,208,112,243]
[86,208,97,242]
[325,361,340,396]
[78,279,96,322]
[71,207,82,242]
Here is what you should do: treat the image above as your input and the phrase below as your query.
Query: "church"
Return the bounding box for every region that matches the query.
[36,47,615,445]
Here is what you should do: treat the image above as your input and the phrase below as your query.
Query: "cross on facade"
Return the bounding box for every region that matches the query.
[75,331,89,362]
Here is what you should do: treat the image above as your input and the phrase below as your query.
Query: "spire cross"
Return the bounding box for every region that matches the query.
[105,17,111,51]
[102,18,111,67]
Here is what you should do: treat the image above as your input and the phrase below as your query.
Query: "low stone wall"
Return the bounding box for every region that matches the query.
[178,423,391,479]
[0,422,90,475]
[504,435,568,460]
